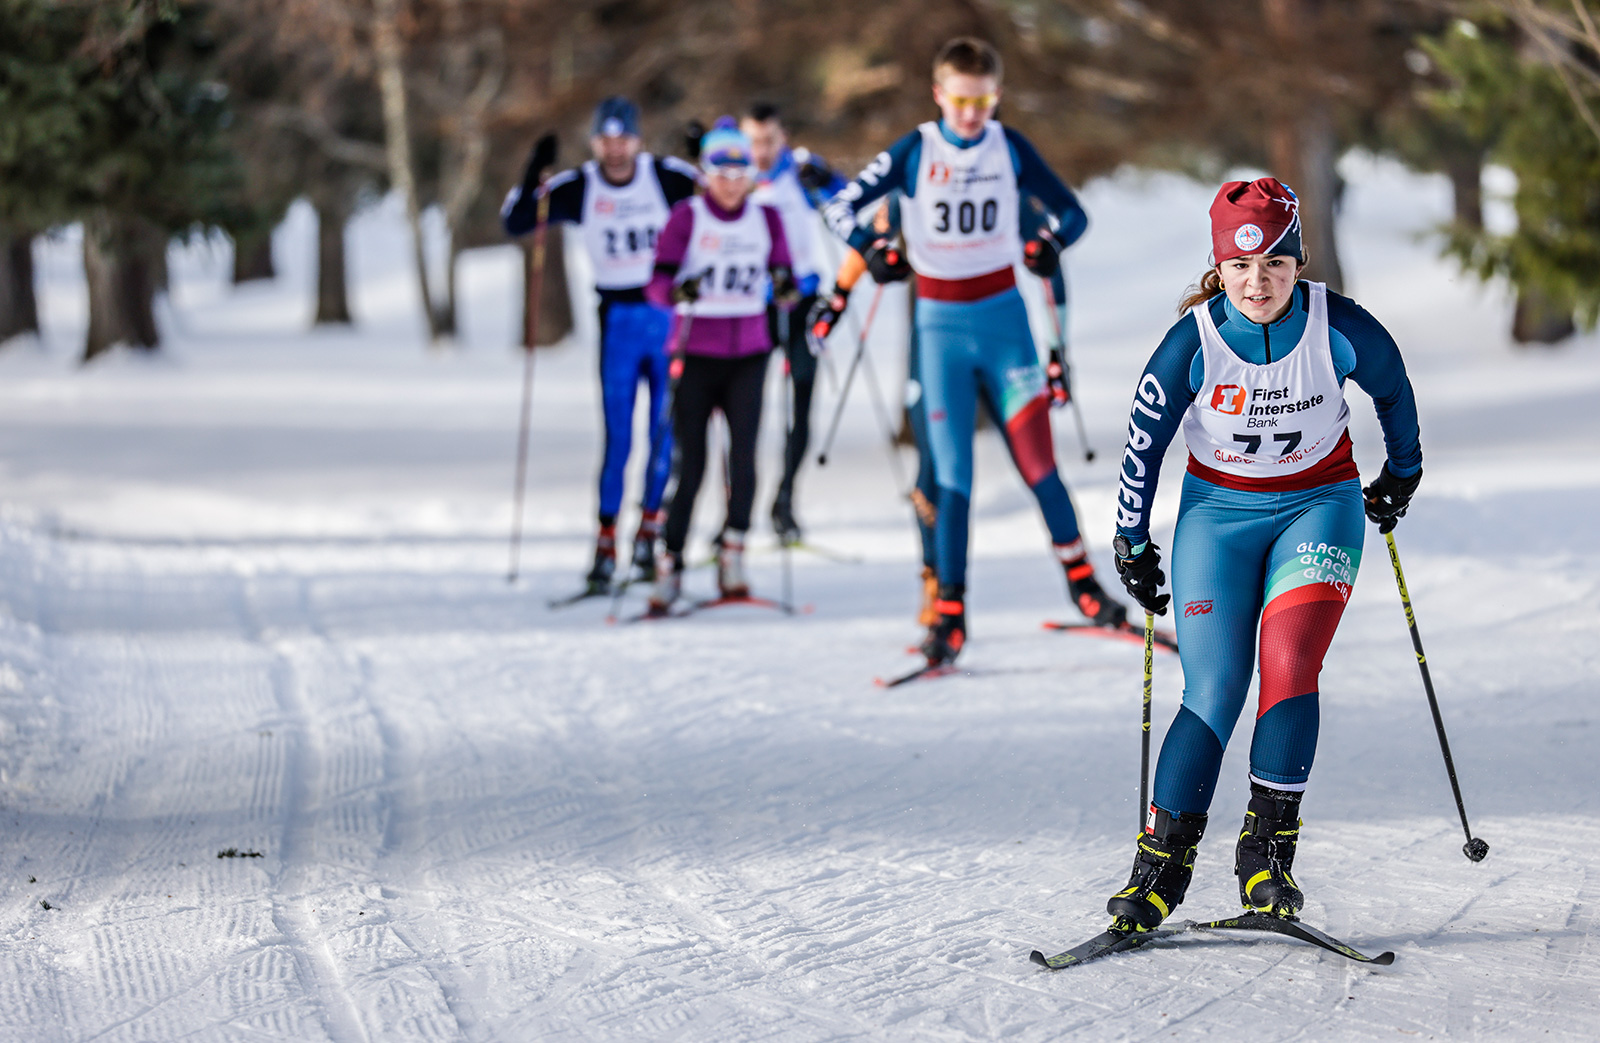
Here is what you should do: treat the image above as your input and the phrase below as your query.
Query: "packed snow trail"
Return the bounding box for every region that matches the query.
[2,158,1598,1040]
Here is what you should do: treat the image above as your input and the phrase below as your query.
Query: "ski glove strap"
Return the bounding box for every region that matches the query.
[1362,462,1421,534]
[1113,538,1170,616]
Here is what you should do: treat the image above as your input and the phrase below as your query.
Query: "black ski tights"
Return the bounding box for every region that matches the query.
[664,352,768,556]
[773,295,818,497]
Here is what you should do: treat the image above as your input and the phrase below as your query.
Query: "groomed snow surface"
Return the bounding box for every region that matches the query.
[2,156,1597,1041]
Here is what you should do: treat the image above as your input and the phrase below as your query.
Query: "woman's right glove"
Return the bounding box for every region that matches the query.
[1113,535,1170,616]
[670,272,703,305]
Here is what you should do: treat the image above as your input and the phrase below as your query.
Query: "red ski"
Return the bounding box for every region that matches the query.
[1043,620,1179,654]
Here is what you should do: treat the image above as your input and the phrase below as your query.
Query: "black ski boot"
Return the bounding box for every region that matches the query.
[585,525,618,594]
[1064,557,1128,628]
[1106,807,1207,931]
[1235,783,1304,916]
[771,490,802,547]
[919,586,966,666]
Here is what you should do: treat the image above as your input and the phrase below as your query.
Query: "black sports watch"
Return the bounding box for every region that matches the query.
[1112,534,1134,561]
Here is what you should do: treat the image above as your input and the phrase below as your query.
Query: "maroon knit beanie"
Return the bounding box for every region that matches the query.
[1210,177,1303,264]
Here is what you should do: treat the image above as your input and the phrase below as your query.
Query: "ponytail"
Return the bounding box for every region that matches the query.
[1177,268,1223,314]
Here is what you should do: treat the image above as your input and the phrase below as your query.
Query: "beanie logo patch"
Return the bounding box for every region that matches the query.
[1233,223,1264,252]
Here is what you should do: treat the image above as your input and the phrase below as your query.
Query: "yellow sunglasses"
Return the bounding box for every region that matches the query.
[944,93,997,109]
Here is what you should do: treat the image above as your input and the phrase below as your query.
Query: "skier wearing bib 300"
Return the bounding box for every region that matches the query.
[810,195,1073,640]
[741,103,847,546]
[1102,178,1423,934]
[501,97,698,595]
[822,37,1124,667]
[645,118,797,613]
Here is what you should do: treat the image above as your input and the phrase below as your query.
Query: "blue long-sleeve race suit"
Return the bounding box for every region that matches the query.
[823,122,1093,593]
[1119,284,1421,813]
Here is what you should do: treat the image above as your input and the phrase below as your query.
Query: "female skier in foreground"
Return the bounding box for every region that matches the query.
[1104,177,1423,932]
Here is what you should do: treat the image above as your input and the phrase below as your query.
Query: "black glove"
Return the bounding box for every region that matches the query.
[1022,230,1061,279]
[770,265,800,306]
[518,133,559,196]
[863,239,911,284]
[797,157,836,193]
[1045,346,1071,405]
[683,120,706,162]
[671,272,703,304]
[806,286,849,353]
[1113,536,1170,616]
[1363,462,1421,534]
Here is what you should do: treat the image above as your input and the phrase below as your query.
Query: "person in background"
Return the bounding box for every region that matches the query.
[501,97,698,596]
[740,103,847,546]
[645,119,798,613]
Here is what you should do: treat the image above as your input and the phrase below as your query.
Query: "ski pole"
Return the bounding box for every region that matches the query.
[1040,277,1095,464]
[1141,610,1154,828]
[857,343,911,494]
[507,189,550,583]
[1384,530,1490,862]
[779,353,794,614]
[816,283,885,466]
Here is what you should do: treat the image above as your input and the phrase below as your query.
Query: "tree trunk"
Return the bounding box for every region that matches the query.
[373,0,448,343]
[1263,0,1344,293]
[1444,151,1484,230]
[231,231,276,283]
[314,196,353,325]
[1267,100,1344,293]
[524,224,572,347]
[1511,287,1575,345]
[83,215,162,361]
[0,234,40,344]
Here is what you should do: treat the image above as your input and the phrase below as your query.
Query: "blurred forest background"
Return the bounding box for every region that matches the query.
[2,0,1598,359]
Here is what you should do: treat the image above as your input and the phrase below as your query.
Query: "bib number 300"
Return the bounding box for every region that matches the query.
[933,199,998,235]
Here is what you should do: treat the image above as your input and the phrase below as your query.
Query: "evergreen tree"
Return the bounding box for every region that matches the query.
[0,0,242,359]
[1424,9,1600,340]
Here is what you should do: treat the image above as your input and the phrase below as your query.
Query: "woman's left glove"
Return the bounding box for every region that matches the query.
[1362,463,1421,534]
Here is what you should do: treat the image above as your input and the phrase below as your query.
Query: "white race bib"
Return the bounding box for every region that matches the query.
[900,121,1020,280]
[677,197,772,319]
[1182,282,1351,477]
[579,154,672,290]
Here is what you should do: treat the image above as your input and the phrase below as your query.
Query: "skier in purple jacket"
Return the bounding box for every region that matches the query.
[644,118,796,613]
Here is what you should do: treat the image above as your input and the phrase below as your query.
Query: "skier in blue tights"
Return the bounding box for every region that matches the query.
[502,97,698,594]
[821,37,1126,667]
[1103,177,1423,933]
